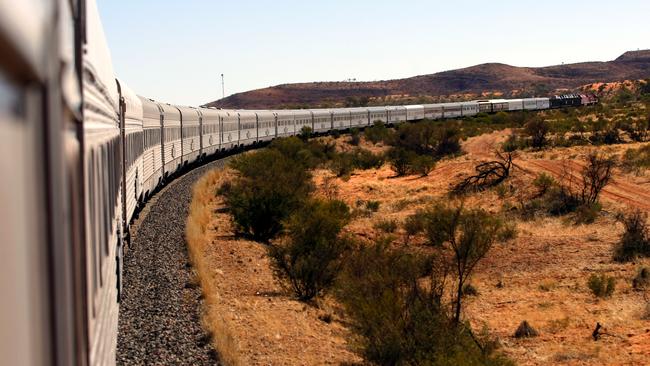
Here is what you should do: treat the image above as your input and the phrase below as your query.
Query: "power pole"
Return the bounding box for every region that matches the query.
[221,73,225,99]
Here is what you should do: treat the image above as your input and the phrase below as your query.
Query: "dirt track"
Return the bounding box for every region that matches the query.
[462,130,650,211]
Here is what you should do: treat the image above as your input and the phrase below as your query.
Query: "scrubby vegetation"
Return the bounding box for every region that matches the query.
[336,242,512,366]
[614,210,650,262]
[587,273,616,298]
[268,199,351,301]
[517,152,613,223]
[219,146,314,242]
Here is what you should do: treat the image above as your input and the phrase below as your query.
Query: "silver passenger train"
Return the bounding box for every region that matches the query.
[0,1,596,365]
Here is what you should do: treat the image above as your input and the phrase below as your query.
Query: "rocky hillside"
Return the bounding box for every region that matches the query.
[205,50,650,109]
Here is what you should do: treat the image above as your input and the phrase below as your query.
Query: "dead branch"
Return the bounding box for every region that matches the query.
[453,152,513,194]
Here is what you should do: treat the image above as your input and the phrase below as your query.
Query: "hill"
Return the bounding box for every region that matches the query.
[205,50,650,109]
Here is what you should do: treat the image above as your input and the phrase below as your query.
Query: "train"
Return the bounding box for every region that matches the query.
[0,1,597,365]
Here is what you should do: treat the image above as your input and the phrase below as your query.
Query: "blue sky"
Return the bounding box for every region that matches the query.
[98,0,650,106]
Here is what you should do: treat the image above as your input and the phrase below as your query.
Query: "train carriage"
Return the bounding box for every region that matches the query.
[387,106,407,124]
[293,109,313,134]
[158,103,182,176]
[523,98,539,110]
[198,107,221,156]
[82,1,123,364]
[255,110,276,142]
[507,99,524,111]
[332,108,352,130]
[460,102,479,117]
[275,110,295,137]
[178,106,201,165]
[310,109,332,132]
[116,79,144,226]
[219,109,239,149]
[442,103,462,118]
[423,104,444,119]
[405,105,424,121]
[349,107,370,127]
[536,97,551,109]
[490,99,509,112]
[368,106,388,124]
[237,110,258,147]
[139,97,163,197]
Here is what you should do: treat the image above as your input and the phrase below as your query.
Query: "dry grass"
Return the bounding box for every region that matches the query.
[186,169,242,366]
[186,168,360,365]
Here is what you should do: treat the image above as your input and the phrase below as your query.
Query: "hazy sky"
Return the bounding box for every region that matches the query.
[98,0,650,106]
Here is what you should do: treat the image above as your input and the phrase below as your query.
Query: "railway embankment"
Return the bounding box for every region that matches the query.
[117,159,229,365]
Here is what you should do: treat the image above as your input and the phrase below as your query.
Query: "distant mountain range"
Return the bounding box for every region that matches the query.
[205,50,650,109]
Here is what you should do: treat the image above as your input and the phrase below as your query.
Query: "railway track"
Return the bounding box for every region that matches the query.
[117,158,230,366]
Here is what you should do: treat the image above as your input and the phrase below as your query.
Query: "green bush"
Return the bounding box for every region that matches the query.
[525,118,550,149]
[364,120,391,144]
[419,203,507,323]
[336,243,512,366]
[587,273,616,298]
[412,155,436,176]
[387,147,417,176]
[532,173,556,196]
[374,218,398,233]
[365,200,380,212]
[349,148,384,170]
[220,148,313,241]
[349,127,361,146]
[268,199,351,301]
[614,210,650,262]
[299,125,312,141]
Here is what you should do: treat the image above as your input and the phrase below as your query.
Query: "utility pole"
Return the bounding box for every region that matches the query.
[221,73,225,99]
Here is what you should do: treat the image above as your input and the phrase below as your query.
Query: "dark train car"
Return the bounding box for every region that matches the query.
[550,94,583,108]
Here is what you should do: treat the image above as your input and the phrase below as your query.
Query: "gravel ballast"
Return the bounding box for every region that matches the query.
[117,158,229,365]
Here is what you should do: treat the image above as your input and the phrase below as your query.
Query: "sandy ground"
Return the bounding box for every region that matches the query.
[197,176,361,366]
[309,132,650,365]
[197,131,650,365]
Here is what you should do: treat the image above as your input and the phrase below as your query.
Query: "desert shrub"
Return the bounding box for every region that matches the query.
[374,218,398,233]
[574,202,602,224]
[299,125,312,141]
[435,125,462,157]
[269,136,334,169]
[220,148,313,241]
[330,148,384,177]
[365,200,380,212]
[622,145,650,174]
[632,267,650,290]
[412,155,436,176]
[587,273,616,298]
[614,210,650,262]
[330,153,355,178]
[419,203,507,323]
[403,210,427,243]
[268,199,351,301]
[364,120,391,144]
[495,184,508,198]
[502,133,523,152]
[390,121,461,159]
[590,128,621,145]
[533,172,556,197]
[525,118,550,149]
[387,147,418,176]
[349,148,384,170]
[349,127,361,146]
[336,243,512,366]
[462,283,479,297]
